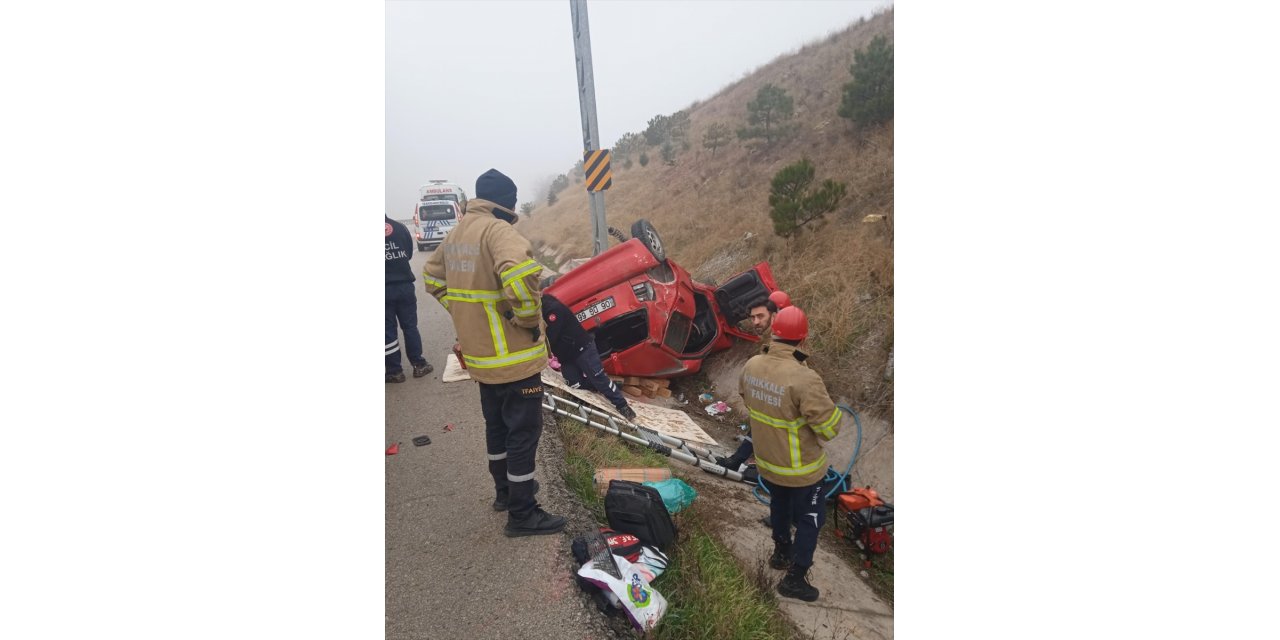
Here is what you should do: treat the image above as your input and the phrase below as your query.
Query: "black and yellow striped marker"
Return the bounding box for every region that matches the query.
[583,149,612,192]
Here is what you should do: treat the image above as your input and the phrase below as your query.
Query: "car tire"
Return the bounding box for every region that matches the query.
[631,219,666,262]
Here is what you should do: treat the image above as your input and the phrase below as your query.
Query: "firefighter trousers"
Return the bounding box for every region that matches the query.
[479,372,545,518]
[763,477,827,569]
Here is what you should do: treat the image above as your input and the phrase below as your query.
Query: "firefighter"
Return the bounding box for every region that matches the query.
[739,305,841,602]
[386,215,433,383]
[539,280,638,421]
[716,290,792,471]
[422,169,566,538]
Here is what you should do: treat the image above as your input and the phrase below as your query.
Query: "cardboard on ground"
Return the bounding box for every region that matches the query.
[540,368,720,447]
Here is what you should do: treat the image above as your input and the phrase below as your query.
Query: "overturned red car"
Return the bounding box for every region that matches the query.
[543,220,778,378]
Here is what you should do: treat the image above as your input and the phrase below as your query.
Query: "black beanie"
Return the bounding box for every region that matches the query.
[475,169,518,212]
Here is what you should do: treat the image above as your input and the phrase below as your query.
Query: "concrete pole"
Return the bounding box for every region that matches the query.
[570,0,609,256]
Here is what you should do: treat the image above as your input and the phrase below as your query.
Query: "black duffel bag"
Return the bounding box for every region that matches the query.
[604,480,677,550]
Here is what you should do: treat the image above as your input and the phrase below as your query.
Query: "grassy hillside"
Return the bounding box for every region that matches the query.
[519,9,894,416]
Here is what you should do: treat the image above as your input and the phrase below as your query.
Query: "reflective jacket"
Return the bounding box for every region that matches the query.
[739,342,841,487]
[422,200,547,384]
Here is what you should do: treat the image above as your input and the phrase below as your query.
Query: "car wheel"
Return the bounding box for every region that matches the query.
[631,218,666,262]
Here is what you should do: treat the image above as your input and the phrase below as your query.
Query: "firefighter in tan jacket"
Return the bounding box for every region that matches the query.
[423,168,565,538]
[740,305,840,602]
[717,289,793,472]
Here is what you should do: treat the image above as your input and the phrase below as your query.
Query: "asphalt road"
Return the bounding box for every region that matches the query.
[385,249,615,640]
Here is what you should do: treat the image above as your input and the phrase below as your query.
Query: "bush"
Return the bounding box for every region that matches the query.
[639,151,649,167]
[644,114,671,146]
[549,173,570,197]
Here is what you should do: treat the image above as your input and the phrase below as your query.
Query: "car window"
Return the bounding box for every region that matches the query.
[419,204,456,221]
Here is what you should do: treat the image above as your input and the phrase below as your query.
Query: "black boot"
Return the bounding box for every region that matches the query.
[778,565,820,602]
[769,541,793,570]
[503,480,566,537]
[504,507,567,537]
[492,480,539,512]
[715,455,744,471]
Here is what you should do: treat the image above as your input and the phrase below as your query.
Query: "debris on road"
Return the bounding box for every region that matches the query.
[412,435,432,447]
[386,443,400,456]
[704,401,731,416]
[442,423,455,433]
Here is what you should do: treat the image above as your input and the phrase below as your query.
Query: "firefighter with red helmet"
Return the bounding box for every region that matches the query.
[739,306,841,602]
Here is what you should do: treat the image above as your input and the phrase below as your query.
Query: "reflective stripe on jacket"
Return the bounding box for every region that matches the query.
[739,341,841,487]
[422,200,548,384]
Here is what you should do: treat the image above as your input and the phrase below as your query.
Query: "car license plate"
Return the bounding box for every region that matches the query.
[576,296,615,323]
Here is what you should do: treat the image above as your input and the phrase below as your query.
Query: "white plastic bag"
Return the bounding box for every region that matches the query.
[577,553,668,632]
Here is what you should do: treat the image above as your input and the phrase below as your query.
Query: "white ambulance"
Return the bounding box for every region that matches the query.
[413,180,468,251]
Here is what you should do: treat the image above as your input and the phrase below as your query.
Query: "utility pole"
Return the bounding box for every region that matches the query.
[570,0,610,256]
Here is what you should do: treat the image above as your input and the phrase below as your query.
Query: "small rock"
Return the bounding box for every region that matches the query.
[860,570,870,578]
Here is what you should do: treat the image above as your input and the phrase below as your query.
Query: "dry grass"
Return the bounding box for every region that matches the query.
[520,9,895,417]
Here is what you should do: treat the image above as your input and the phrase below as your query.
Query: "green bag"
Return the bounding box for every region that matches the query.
[642,478,698,514]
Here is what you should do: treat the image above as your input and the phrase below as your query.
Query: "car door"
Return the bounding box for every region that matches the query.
[711,262,779,341]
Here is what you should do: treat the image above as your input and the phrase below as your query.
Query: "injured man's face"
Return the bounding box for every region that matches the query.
[749,306,773,335]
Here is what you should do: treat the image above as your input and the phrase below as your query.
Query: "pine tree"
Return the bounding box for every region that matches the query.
[838,35,894,128]
[768,159,847,237]
[702,122,731,157]
[736,83,797,148]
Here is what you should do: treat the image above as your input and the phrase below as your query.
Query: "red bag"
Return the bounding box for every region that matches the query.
[600,527,644,562]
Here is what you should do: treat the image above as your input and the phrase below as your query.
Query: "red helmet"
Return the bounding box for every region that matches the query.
[771,306,808,342]
[768,290,792,309]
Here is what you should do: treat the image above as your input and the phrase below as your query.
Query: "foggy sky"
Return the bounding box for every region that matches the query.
[385,0,885,218]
